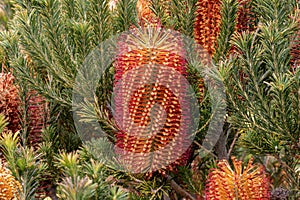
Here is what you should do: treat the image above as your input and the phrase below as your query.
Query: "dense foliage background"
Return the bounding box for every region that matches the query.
[0,0,299,199]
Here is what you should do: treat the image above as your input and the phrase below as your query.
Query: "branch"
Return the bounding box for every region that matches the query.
[164,174,196,200]
[227,130,240,158]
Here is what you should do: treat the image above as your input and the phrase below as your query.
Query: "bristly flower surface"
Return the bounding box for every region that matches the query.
[194,0,257,56]
[205,157,271,200]
[113,0,194,174]
[0,72,21,134]
[194,0,222,55]
[0,160,22,200]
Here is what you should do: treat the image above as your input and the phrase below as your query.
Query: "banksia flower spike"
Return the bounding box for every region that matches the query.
[113,0,193,174]
[0,160,22,200]
[194,0,222,55]
[205,157,271,200]
[236,0,256,33]
[114,28,192,174]
[290,9,300,73]
[194,0,256,56]
[0,71,21,134]
[26,90,48,148]
[0,68,48,147]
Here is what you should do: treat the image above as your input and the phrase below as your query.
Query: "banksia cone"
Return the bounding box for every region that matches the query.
[26,90,48,148]
[0,72,21,134]
[290,9,300,73]
[0,69,47,147]
[236,0,256,33]
[194,0,222,55]
[194,0,256,55]
[113,21,193,173]
[205,157,271,200]
[0,160,22,200]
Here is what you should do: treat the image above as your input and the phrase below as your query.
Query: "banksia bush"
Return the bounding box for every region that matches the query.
[0,160,22,200]
[1,0,299,198]
[205,157,271,200]
[224,0,299,195]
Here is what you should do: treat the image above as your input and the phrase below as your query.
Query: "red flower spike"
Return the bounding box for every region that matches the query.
[291,8,300,73]
[194,0,256,56]
[194,0,222,55]
[26,90,48,148]
[0,70,48,148]
[236,0,257,33]
[0,72,21,134]
[113,21,193,174]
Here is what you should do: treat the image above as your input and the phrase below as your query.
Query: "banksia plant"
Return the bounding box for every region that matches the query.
[2,0,299,198]
[205,157,271,200]
[0,160,22,200]
[223,0,300,193]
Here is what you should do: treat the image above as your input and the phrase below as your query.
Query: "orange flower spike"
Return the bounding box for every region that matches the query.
[0,160,22,199]
[194,0,222,55]
[205,157,271,200]
[114,24,192,174]
[137,0,159,25]
[194,0,256,56]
